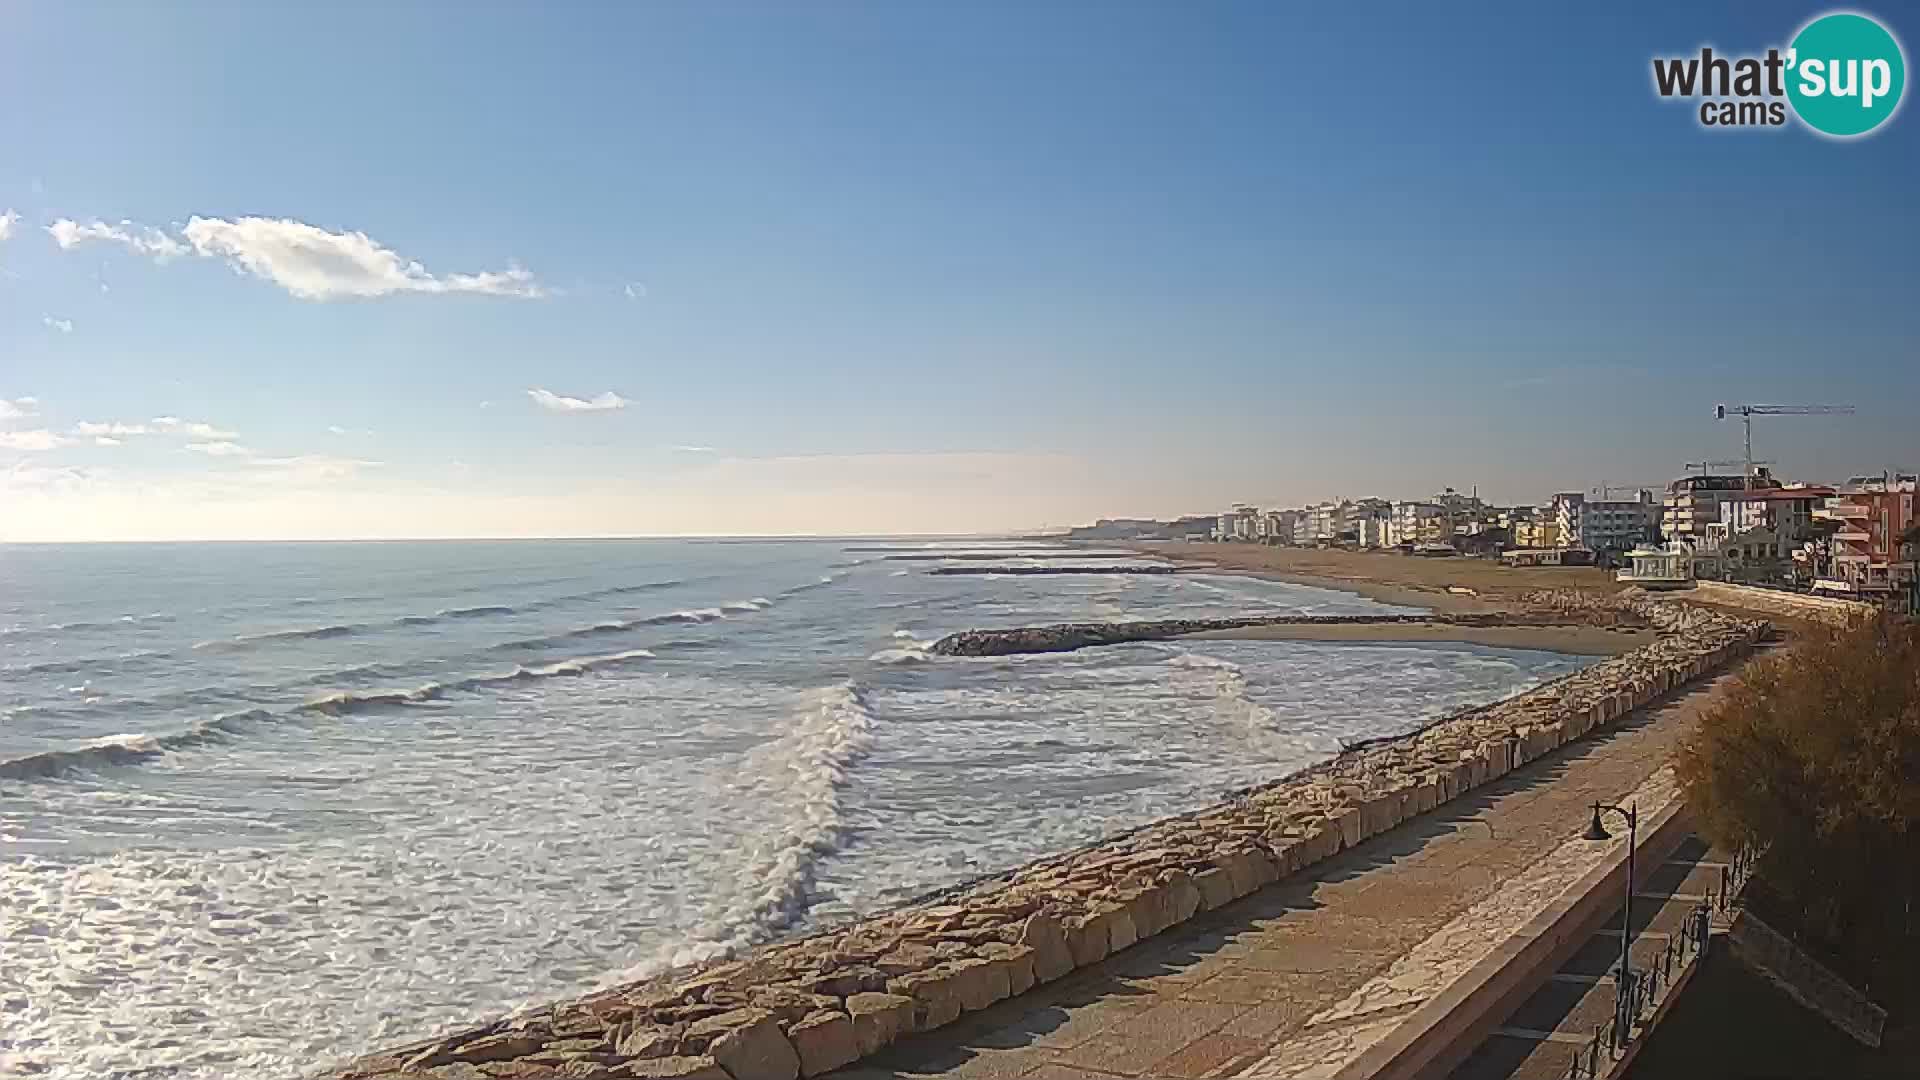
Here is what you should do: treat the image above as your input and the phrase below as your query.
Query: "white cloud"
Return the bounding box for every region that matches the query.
[0,429,73,452]
[528,387,628,413]
[42,315,73,334]
[150,417,238,439]
[0,396,39,421]
[673,445,717,453]
[94,436,122,447]
[0,209,18,242]
[180,216,545,301]
[327,425,347,435]
[185,440,252,457]
[624,282,647,300]
[247,454,381,480]
[46,218,189,261]
[74,421,151,437]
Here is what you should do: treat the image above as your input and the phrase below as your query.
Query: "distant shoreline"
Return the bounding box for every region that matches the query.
[1096,540,1648,654]
[1109,540,1621,615]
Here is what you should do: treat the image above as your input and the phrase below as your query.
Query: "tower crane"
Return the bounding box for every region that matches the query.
[1685,458,1775,476]
[1715,404,1857,489]
[1590,483,1659,500]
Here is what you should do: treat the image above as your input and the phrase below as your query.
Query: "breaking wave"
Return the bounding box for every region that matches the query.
[188,581,690,651]
[490,596,785,654]
[0,649,657,782]
[5,648,172,677]
[595,681,878,982]
[0,613,174,641]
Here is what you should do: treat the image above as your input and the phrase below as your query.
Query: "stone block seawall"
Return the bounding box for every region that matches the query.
[332,599,1768,1080]
[1689,581,1876,627]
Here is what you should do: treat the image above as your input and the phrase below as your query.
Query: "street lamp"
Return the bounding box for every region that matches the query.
[1584,802,1638,1051]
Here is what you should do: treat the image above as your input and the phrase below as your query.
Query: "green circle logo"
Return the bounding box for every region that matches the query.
[1787,12,1906,137]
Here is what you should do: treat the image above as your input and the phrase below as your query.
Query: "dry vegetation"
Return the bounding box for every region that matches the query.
[1675,616,1920,1017]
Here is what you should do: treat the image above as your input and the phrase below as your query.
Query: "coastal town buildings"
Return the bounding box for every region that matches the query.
[1389,501,1449,548]
[1661,469,1778,543]
[1509,510,1560,550]
[1065,462,1917,612]
[1810,473,1919,608]
[1551,490,1657,557]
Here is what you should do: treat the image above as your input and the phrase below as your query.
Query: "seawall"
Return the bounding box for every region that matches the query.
[1687,580,1876,627]
[332,597,1767,1080]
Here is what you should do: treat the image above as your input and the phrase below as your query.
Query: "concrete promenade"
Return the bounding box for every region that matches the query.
[823,668,1743,1080]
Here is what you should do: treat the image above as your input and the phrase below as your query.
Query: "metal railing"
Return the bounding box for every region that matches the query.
[1560,847,1758,1079]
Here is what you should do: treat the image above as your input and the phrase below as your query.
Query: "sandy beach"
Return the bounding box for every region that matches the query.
[1119,540,1622,613]
[1186,619,1652,656]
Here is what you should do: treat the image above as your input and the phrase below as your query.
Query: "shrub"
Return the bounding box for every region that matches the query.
[1675,615,1920,1006]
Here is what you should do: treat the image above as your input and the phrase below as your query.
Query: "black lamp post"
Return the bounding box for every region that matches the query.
[1584,801,1638,1050]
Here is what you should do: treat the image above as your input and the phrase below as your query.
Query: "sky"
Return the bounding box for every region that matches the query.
[1,1,1915,541]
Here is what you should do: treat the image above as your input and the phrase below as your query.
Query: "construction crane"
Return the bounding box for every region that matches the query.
[1685,458,1775,476]
[1715,404,1857,489]
[1589,483,1659,500]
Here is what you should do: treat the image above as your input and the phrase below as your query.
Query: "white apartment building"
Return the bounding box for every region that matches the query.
[1662,469,1778,543]
[1389,501,1448,547]
[1552,490,1657,554]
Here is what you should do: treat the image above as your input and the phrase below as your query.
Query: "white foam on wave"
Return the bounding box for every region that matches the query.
[594,681,877,984]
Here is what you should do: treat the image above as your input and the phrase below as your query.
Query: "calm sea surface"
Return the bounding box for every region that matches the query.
[0,539,1591,1078]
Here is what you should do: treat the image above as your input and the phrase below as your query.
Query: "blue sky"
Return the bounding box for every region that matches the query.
[2,1,1915,539]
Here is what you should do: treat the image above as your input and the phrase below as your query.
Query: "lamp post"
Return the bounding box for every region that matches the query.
[1584,802,1638,1051]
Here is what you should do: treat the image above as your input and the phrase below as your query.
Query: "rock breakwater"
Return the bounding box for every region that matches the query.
[924,565,1177,576]
[930,612,1599,657]
[332,597,1765,1080]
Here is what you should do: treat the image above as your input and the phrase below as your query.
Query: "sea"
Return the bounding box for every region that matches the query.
[0,539,1594,1079]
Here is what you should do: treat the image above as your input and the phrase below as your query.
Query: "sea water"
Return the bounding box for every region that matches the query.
[0,539,1591,1078]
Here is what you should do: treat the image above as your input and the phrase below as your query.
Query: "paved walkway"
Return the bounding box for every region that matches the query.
[1444,835,1728,1080]
[824,667,1747,1080]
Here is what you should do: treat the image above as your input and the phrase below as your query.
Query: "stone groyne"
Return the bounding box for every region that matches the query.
[924,565,1178,576]
[334,598,1766,1080]
[929,612,1621,657]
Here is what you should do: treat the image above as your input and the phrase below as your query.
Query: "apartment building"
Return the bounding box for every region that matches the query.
[1552,490,1657,556]
[1815,474,1919,606]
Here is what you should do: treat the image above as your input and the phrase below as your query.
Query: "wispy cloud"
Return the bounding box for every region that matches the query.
[150,416,238,439]
[673,445,717,453]
[247,454,381,480]
[527,387,628,412]
[0,429,73,452]
[181,216,544,301]
[46,218,189,260]
[42,315,73,334]
[41,212,546,302]
[186,440,252,457]
[624,282,647,300]
[73,421,151,437]
[0,396,39,421]
[0,209,18,243]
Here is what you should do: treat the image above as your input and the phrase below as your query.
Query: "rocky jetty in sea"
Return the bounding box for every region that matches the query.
[926,611,1610,657]
[330,594,1765,1080]
[924,565,1177,576]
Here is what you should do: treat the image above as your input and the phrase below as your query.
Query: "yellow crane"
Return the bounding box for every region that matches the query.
[1715,404,1857,489]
